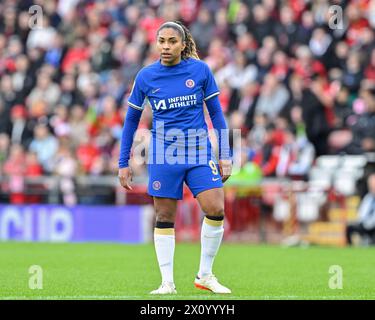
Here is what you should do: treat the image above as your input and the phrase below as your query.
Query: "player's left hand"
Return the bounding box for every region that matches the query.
[219,159,232,183]
[118,166,133,190]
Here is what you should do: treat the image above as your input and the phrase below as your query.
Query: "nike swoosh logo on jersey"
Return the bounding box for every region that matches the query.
[212,177,221,181]
[152,88,161,93]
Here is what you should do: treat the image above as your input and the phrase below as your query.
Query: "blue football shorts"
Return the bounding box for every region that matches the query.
[147,160,223,199]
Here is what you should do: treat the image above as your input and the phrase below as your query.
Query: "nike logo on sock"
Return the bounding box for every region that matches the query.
[212,177,221,181]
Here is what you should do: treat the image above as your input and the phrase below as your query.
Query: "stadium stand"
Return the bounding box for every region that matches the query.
[1,0,375,244]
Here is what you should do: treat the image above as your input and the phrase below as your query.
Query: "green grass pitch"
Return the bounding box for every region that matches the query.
[0,242,374,300]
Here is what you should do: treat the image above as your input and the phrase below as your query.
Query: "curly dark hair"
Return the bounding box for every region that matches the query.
[157,21,200,60]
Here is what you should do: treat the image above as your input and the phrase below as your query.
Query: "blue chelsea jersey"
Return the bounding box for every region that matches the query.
[127,58,220,152]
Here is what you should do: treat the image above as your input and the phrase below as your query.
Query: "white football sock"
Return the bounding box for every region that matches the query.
[154,228,175,284]
[198,216,224,278]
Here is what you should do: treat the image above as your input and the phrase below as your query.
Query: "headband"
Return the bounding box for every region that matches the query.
[158,22,186,41]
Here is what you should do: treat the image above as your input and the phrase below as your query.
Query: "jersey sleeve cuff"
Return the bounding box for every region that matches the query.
[204,91,220,101]
[128,102,143,111]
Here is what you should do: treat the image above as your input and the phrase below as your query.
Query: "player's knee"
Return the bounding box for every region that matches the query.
[155,208,175,223]
[202,204,225,217]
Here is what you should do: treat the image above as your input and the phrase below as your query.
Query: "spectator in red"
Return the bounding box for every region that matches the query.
[25,151,43,203]
[139,8,164,44]
[61,37,90,74]
[270,50,290,82]
[25,151,43,176]
[288,0,306,20]
[2,144,26,204]
[3,36,23,73]
[365,48,375,84]
[97,95,122,138]
[76,136,100,174]
[345,3,370,48]
[292,45,326,84]
[309,73,338,128]
[253,123,281,177]
[179,0,200,24]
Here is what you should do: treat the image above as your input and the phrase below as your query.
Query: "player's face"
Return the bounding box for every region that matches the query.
[157,27,186,66]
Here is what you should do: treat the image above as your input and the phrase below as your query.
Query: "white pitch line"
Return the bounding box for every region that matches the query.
[0,295,371,300]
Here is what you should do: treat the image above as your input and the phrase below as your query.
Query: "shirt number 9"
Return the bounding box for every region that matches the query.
[209,160,219,176]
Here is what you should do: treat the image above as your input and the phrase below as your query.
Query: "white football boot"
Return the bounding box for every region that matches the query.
[150,282,177,295]
[194,274,231,294]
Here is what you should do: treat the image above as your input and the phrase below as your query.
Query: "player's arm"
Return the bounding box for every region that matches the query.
[205,95,232,183]
[203,62,232,183]
[118,106,143,190]
[118,72,146,190]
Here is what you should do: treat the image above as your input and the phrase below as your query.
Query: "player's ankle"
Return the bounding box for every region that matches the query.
[197,272,211,279]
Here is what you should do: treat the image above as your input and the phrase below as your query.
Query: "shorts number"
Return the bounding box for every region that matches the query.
[209,160,219,175]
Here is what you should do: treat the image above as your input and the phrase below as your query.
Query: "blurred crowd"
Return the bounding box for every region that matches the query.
[1,0,375,204]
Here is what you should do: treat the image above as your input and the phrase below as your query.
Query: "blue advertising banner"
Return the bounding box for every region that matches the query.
[0,205,153,243]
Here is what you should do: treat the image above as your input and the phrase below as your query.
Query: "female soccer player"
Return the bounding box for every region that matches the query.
[118,21,232,294]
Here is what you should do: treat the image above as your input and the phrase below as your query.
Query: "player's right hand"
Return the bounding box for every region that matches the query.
[219,159,232,183]
[118,167,133,190]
